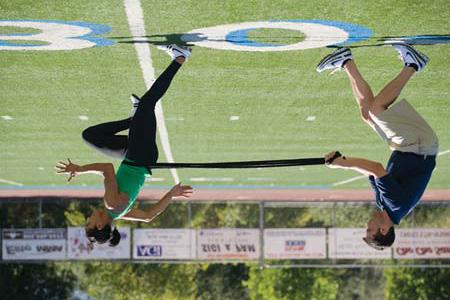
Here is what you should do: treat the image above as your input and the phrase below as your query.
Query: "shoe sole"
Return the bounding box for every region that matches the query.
[404,45,429,68]
[172,47,191,58]
[391,43,429,70]
[169,44,191,58]
[316,48,351,72]
[158,44,192,58]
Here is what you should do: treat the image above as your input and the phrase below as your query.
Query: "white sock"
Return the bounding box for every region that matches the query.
[130,95,140,117]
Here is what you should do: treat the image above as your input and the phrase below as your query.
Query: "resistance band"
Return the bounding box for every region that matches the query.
[123,152,343,169]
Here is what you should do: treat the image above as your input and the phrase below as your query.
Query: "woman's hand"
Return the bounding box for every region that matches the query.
[169,183,193,198]
[55,158,80,182]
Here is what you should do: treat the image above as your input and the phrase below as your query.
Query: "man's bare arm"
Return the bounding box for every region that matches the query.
[325,151,388,178]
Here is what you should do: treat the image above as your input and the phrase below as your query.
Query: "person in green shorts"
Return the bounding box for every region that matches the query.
[56,45,193,247]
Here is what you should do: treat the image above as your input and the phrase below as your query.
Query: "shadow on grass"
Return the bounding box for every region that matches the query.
[110,32,450,48]
[110,33,204,46]
[330,34,450,48]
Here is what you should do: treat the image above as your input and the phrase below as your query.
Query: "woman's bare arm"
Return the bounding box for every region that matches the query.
[121,183,193,222]
[56,159,114,179]
[56,159,120,208]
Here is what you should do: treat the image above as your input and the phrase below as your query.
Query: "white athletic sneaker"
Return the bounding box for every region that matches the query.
[158,44,192,60]
[390,43,429,72]
[130,94,140,116]
[316,48,353,73]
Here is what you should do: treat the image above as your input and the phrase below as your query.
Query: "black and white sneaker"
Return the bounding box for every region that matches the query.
[316,48,353,73]
[130,93,140,116]
[158,44,192,60]
[390,43,429,72]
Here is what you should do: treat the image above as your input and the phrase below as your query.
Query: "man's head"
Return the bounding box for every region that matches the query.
[363,211,395,250]
[85,209,120,247]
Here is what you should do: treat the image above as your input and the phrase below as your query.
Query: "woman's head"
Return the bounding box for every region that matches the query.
[85,209,121,247]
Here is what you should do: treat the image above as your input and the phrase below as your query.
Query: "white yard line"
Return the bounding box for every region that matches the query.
[0,178,23,186]
[123,0,179,184]
[145,177,165,182]
[331,175,366,187]
[190,177,234,182]
[438,149,450,156]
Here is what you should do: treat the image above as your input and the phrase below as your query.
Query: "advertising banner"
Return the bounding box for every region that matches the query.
[393,228,450,259]
[264,228,326,259]
[328,228,392,259]
[197,229,260,260]
[133,229,196,260]
[67,227,130,260]
[2,228,66,260]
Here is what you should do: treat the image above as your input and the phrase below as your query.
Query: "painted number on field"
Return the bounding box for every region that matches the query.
[182,20,372,51]
[0,20,114,51]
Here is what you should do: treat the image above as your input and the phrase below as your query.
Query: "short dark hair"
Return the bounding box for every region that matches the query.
[85,225,121,247]
[364,226,395,250]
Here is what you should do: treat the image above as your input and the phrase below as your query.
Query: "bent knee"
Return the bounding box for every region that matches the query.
[81,127,97,144]
[359,111,371,123]
[368,103,385,117]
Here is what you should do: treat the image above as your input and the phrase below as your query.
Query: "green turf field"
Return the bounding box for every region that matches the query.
[1,0,449,190]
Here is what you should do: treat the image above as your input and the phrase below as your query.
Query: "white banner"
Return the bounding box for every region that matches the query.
[264,228,326,259]
[328,228,392,259]
[2,228,66,260]
[197,229,260,260]
[67,227,130,260]
[133,229,196,260]
[393,228,450,259]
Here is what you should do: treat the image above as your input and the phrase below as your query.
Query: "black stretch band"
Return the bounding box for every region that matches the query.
[123,157,326,169]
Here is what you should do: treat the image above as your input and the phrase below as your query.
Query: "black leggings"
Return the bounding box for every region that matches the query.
[82,60,182,165]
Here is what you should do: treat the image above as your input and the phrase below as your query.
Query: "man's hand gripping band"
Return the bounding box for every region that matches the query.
[325,151,346,165]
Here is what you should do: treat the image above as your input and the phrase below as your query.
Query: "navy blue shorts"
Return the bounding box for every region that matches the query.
[369,151,436,224]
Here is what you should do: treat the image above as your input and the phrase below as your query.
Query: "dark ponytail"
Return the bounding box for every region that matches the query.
[109,227,121,247]
[85,224,121,247]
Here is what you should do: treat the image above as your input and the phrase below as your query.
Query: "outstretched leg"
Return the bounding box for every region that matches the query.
[319,44,428,125]
[343,60,375,124]
[369,43,429,116]
[126,50,189,165]
[82,118,131,158]
[369,67,415,116]
[140,58,184,106]
[316,48,375,125]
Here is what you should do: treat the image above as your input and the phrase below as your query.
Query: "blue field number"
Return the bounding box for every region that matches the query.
[0,20,114,51]
[182,20,373,52]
